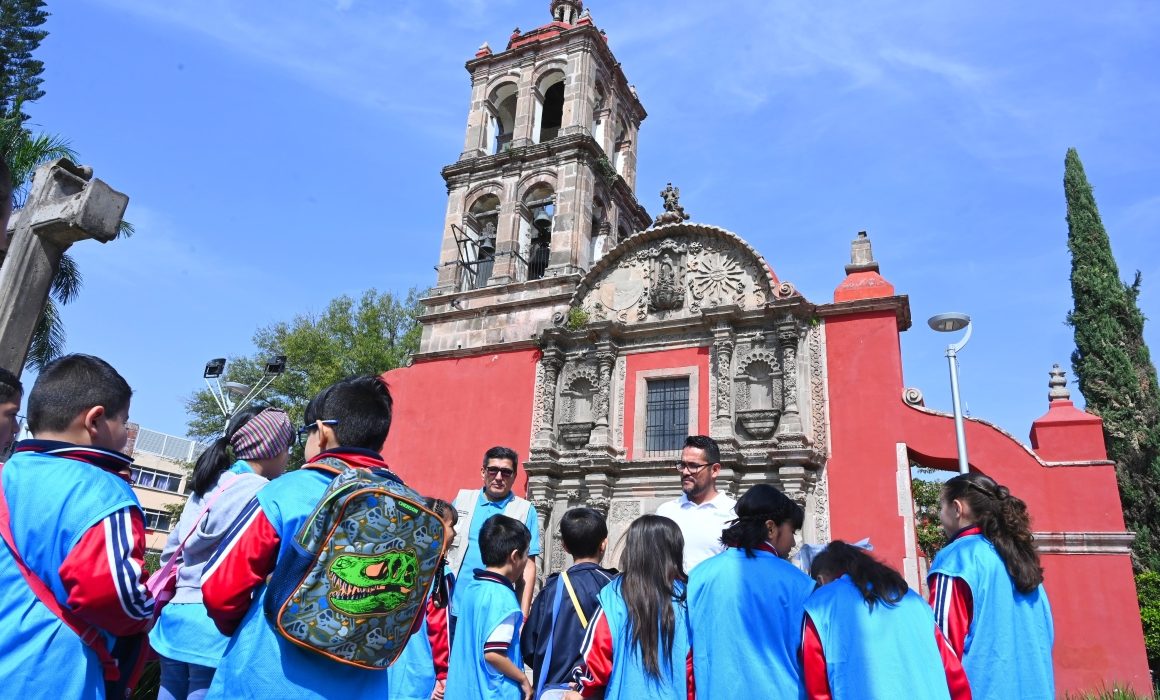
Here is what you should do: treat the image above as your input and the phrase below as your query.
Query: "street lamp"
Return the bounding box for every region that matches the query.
[927,312,972,474]
[202,355,287,430]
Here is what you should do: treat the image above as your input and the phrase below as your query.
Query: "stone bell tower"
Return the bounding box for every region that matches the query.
[420,2,651,356]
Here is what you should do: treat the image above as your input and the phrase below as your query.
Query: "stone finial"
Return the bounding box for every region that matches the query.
[551,0,583,24]
[845,230,880,274]
[653,182,690,226]
[475,41,492,58]
[1049,363,1071,402]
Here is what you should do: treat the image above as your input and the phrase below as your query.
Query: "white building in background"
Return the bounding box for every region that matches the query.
[123,423,206,555]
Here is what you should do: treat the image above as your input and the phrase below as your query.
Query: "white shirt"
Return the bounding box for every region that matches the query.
[655,492,738,571]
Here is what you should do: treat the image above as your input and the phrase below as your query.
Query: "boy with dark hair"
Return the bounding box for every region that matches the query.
[445,514,532,700]
[0,354,152,698]
[0,366,22,456]
[202,375,408,699]
[522,507,616,694]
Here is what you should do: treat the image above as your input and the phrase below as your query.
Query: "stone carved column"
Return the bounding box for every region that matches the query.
[775,317,806,445]
[534,346,564,447]
[593,350,615,428]
[710,322,735,439]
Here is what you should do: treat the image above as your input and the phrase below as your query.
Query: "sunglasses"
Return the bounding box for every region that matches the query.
[297,419,339,444]
[484,466,516,478]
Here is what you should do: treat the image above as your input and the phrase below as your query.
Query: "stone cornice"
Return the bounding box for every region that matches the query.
[411,338,541,362]
[815,295,912,331]
[1033,531,1134,555]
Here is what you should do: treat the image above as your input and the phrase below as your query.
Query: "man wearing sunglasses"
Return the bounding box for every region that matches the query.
[448,446,541,620]
[656,435,737,571]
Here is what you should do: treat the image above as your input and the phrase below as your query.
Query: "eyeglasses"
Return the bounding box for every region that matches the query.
[297,419,338,443]
[674,461,711,474]
[484,466,516,478]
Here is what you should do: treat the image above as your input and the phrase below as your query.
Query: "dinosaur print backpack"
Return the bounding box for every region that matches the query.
[264,456,447,670]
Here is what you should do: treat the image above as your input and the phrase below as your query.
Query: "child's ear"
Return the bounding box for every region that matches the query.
[82,405,105,438]
[317,421,336,451]
[598,537,608,553]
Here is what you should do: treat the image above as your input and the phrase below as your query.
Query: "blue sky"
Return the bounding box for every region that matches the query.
[22,0,1160,444]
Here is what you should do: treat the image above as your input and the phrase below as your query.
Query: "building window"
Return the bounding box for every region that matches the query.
[143,508,173,533]
[645,377,689,455]
[131,466,183,494]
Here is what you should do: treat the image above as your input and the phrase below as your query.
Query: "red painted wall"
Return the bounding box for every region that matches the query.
[823,301,1149,694]
[380,348,540,502]
[622,347,711,460]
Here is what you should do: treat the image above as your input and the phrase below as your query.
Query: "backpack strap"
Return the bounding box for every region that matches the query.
[535,574,566,699]
[446,488,479,577]
[560,569,589,629]
[0,464,121,681]
[147,473,240,600]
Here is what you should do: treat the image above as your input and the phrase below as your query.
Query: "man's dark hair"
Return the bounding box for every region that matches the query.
[479,514,530,567]
[560,507,607,559]
[27,354,131,433]
[303,375,393,450]
[482,445,519,471]
[0,366,22,404]
[684,435,719,465]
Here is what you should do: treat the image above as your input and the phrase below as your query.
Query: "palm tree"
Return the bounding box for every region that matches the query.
[1,113,133,370]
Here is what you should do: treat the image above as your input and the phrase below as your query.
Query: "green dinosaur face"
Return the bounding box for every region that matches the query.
[327,548,419,615]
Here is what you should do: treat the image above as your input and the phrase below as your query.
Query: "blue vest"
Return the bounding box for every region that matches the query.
[930,533,1054,700]
[388,612,436,700]
[805,577,950,699]
[687,548,814,700]
[596,578,690,700]
[0,449,140,699]
[445,572,523,700]
[207,469,392,699]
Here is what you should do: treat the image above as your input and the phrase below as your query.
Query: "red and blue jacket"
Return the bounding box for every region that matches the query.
[201,447,407,699]
[0,440,153,699]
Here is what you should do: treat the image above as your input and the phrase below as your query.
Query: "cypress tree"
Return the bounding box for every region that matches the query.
[1065,147,1160,571]
[0,0,49,121]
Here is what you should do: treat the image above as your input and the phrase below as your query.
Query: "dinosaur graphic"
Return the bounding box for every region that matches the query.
[327,548,419,615]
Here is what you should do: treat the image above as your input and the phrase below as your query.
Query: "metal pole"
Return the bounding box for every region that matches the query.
[946,346,970,474]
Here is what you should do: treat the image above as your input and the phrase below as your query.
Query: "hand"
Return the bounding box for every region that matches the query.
[431,679,446,700]
[521,676,534,700]
[564,692,584,700]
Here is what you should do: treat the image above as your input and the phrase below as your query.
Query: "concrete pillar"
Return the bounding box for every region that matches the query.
[0,159,128,374]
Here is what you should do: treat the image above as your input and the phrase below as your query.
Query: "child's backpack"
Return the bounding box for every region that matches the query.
[264,456,447,670]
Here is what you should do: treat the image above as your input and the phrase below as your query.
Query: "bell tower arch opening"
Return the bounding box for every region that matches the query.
[486,82,518,154]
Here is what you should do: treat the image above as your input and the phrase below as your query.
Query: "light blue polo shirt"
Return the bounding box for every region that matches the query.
[450,489,540,616]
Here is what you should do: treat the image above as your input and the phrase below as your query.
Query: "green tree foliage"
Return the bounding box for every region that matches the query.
[1137,571,1160,672]
[0,0,48,122]
[1064,148,1160,571]
[185,289,423,461]
[912,471,947,561]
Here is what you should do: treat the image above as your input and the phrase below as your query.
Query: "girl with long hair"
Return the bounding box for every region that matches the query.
[566,515,691,700]
[686,483,816,699]
[150,406,294,700]
[804,541,970,700]
[929,472,1054,699]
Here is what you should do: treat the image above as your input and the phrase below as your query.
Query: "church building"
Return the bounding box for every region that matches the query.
[382,2,1149,692]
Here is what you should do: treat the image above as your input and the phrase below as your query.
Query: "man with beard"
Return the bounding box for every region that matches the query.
[655,435,737,571]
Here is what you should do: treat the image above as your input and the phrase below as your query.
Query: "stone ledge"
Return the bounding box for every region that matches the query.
[1033,531,1135,555]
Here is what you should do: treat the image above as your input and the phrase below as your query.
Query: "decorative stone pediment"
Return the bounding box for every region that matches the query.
[571,223,783,325]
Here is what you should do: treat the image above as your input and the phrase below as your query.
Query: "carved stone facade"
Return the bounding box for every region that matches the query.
[525,222,832,575]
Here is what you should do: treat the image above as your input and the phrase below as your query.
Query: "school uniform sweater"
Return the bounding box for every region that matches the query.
[522,562,618,687]
[444,569,525,700]
[930,526,1054,700]
[802,576,970,700]
[574,577,693,700]
[0,440,153,699]
[687,544,815,700]
[149,462,268,667]
[201,447,406,699]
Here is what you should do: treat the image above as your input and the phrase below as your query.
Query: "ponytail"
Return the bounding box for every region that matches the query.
[943,473,1043,593]
[189,405,268,497]
[811,541,907,609]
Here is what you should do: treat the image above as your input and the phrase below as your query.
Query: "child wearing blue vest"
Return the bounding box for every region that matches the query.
[0,354,153,699]
[804,541,970,700]
[388,497,457,700]
[201,375,416,699]
[445,513,533,700]
[568,514,692,700]
[929,473,1054,700]
[687,484,814,700]
[150,405,294,700]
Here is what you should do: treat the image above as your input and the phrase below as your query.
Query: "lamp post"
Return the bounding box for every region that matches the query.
[927,313,972,474]
[202,355,287,431]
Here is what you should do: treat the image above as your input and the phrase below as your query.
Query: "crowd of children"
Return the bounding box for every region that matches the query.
[0,353,1055,700]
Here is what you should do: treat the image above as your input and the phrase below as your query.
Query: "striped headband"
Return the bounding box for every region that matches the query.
[230,407,293,461]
